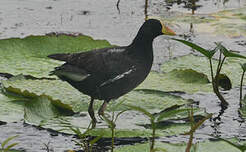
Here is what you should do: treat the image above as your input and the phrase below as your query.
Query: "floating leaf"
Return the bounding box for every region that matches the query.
[139,69,212,94]
[161,54,246,89]
[0,90,25,123]
[2,75,89,112]
[24,96,64,125]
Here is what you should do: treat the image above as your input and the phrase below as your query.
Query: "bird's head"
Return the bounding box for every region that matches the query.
[144,18,176,37]
[132,18,176,45]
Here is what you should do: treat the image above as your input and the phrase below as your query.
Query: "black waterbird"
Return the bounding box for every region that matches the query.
[48,19,176,128]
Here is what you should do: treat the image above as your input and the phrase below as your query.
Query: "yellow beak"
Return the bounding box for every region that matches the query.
[160,21,176,36]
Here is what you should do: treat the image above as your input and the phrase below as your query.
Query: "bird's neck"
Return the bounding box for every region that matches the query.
[127,26,156,63]
[129,29,154,58]
[128,38,153,65]
[131,30,155,47]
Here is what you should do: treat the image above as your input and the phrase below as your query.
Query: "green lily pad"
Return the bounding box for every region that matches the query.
[2,75,90,112]
[20,95,193,138]
[0,89,25,123]
[139,69,212,93]
[0,33,209,138]
[2,73,193,112]
[117,88,191,110]
[1,75,200,137]
[161,54,246,92]
[24,96,63,125]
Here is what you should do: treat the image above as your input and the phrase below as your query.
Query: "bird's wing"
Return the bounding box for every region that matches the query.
[99,65,137,88]
[48,46,134,82]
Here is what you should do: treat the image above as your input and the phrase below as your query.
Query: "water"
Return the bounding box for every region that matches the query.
[0,0,246,151]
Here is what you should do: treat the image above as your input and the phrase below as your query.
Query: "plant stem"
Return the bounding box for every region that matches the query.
[240,70,245,102]
[209,59,214,82]
[111,127,115,152]
[186,108,194,152]
[213,55,228,106]
[145,0,149,20]
[218,57,226,74]
[186,133,194,152]
[216,51,222,71]
[111,113,115,152]
[150,119,156,152]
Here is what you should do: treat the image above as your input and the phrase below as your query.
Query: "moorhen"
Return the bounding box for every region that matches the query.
[48,19,175,128]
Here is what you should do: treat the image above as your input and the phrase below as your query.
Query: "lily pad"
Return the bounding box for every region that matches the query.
[0,90,25,123]
[2,73,193,112]
[161,54,246,91]
[2,75,89,112]
[24,96,63,125]
[139,69,212,93]
[20,95,193,138]
[0,34,208,138]
[1,75,202,137]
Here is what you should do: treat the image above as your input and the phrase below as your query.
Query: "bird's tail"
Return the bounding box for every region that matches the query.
[48,53,72,61]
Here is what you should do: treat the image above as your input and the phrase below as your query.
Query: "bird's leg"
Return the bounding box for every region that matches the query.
[98,100,116,129]
[98,100,108,120]
[88,98,97,128]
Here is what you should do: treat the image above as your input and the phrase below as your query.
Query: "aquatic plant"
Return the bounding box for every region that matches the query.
[172,38,246,108]
[101,101,128,152]
[0,135,19,152]
[184,107,212,152]
[69,122,102,152]
[125,104,190,152]
[42,141,53,152]
[240,63,246,101]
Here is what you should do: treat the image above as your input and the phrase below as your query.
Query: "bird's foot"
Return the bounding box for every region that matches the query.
[98,110,105,121]
[91,119,97,129]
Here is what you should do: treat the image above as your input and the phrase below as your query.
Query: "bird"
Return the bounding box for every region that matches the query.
[48,18,176,128]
